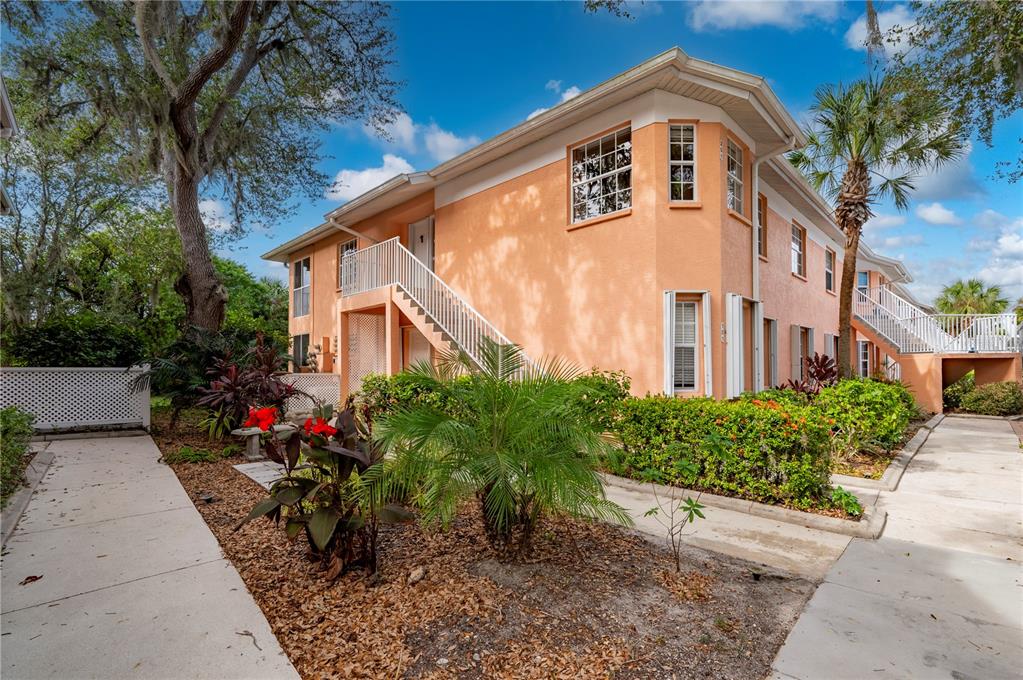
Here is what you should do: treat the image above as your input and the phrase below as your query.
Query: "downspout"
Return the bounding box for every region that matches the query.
[329,218,379,244]
[751,136,796,391]
[751,136,796,301]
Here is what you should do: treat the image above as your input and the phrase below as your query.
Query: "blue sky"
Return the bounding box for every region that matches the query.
[222,1,1023,306]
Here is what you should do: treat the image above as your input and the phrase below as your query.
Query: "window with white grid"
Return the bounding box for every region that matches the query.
[673,300,698,391]
[791,224,805,276]
[338,238,357,289]
[570,126,632,223]
[669,124,696,202]
[293,257,310,317]
[825,248,835,292]
[726,140,744,214]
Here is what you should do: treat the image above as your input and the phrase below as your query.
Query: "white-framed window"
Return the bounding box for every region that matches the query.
[825,248,835,292]
[726,139,744,214]
[756,194,767,258]
[570,126,632,223]
[669,124,696,202]
[338,238,357,290]
[293,257,310,317]
[673,300,698,391]
[858,340,871,376]
[791,223,806,276]
[292,333,310,369]
[857,271,870,294]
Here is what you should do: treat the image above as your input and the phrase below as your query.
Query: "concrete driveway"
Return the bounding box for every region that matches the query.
[1,435,298,680]
[772,416,1023,680]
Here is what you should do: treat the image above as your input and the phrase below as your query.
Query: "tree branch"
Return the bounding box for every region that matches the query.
[176,0,254,108]
[133,0,179,96]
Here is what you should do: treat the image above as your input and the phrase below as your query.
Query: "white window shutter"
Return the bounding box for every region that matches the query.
[807,328,815,361]
[789,325,801,382]
[824,333,834,359]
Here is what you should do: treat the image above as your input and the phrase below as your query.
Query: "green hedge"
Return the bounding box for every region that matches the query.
[4,313,144,367]
[943,372,975,410]
[1,407,35,506]
[613,396,834,509]
[960,381,1023,416]
[814,379,915,451]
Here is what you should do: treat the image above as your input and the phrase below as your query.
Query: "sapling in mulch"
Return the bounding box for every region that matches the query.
[640,456,706,573]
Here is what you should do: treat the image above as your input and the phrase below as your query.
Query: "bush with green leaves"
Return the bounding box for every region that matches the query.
[943,372,976,410]
[1,407,35,506]
[375,341,631,557]
[4,313,144,367]
[960,381,1023,416]
[815,379,915,452]
[613,395,835,511]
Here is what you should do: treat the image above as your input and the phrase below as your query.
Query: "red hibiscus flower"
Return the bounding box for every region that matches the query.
[245,406,278,432]
[304,417,337,438]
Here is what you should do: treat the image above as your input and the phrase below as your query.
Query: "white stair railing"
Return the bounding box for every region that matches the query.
[855,286,1019,354]
[340,237,527,369]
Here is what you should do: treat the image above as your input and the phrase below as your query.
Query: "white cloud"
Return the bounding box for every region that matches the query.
[967,237,996,252]
[906,142,984,201]
[526,82,582,120]
[863,214,907,235]
[423,123,480,162]
[878,234,924,249]
[688,0,840,32]
[915,202,962,226]
[844,5,914,55]
[325,154,415,202]
[199,199,232,231]
[974,209,1023,231]
[362,114,477,163]
[976,218,1023,295]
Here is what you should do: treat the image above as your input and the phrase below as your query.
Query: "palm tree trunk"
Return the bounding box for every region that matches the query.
[837,228,861,378]
[835,160,871,379]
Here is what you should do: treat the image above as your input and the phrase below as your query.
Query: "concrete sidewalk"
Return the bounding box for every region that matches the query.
[772,416,1023,680]
[603,478,852,580]
[1,435,298,680]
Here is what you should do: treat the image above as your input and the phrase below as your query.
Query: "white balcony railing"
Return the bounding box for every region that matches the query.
[855,286,1019,354]
[340,237,524,370]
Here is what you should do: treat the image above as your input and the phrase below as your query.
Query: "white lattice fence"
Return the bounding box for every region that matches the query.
[0,366,150,432]
[348,313,386,394]
[283,373,341,413]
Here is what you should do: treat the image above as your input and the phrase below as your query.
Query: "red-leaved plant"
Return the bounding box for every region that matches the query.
[235,402,410,579]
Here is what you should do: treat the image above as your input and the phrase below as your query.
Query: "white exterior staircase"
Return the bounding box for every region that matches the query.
[854,287,1020,355]
[340,237,529,369]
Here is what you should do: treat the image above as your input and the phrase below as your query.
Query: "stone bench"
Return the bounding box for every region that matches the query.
[230,424,296,461]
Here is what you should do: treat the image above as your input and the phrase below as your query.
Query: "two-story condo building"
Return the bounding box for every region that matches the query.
[264,48,1021,413]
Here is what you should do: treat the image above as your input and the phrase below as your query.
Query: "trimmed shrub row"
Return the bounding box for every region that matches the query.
[1,406,35,506]
[945,372,1023,416]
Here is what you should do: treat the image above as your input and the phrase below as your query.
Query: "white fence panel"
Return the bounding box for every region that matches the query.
[282,372,341,413]
[0,366,150,432]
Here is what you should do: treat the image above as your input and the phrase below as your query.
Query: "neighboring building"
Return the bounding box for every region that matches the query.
[1,75,18,216]
[264,48,1020,412]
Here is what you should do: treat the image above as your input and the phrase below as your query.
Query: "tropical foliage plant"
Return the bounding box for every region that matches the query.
[960,381,1023,416]
[790,76,964,376]
[783,352,838,395]
[374,340,631,558]
[238,404,411,578]
[1,406,35,506]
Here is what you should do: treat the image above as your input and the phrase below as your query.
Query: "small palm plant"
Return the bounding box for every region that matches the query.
[375,340,631,558]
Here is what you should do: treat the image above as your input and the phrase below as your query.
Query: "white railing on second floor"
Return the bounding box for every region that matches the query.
[855,286,1020,354]
[340,237,526,370]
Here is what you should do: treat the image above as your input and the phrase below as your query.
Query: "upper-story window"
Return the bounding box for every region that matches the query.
[293,257,310,317]
[756,194,767,258]
[825,248,836,292]
[668,124,696,202]
[338,238,357,290]
[571,126,632,223]
[726,139,744,215]
[857,271,870,294]
[791,223,806,277]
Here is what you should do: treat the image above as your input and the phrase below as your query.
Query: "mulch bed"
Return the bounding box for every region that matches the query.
[168,456,815,679]
[832,418,929,480]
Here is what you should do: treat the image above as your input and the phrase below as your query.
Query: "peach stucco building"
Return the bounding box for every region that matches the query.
[264,49,1020,413]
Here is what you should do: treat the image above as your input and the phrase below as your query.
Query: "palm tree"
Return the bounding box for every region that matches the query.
[374,340,630,557]
[935,279,1008,314]
[790,77,964,376]
[1015,297,1023,324]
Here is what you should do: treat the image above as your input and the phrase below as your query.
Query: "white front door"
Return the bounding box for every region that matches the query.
[409,217,434,270]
